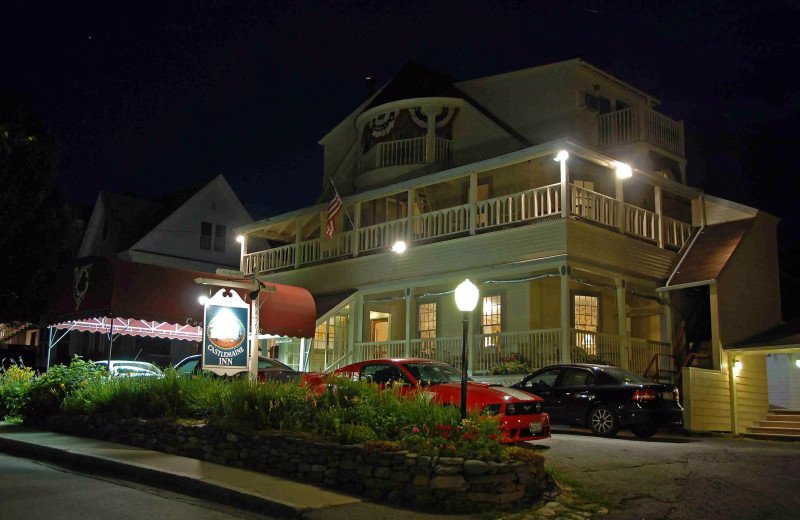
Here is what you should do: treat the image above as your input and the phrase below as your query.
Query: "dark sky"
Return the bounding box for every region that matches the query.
[5,0,800,247]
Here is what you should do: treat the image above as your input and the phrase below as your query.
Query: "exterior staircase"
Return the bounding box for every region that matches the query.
[744,410,800,441]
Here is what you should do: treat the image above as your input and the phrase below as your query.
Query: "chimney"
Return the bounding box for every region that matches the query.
[365,75,376,98]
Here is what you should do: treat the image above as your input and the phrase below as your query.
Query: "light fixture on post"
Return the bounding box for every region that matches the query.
[615,162,632,179]
[198,295,208,305]
[454,279,479,419]
[554,150,569,162]
[236,235,244,244]
[391,240,407,253]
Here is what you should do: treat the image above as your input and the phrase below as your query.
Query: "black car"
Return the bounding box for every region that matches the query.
[511,364,683,438]
[174,355,306,383]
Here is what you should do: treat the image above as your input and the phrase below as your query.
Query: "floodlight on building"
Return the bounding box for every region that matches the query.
[236,235,244,244]
[733,358,742,371]
[615,162,633,179]
[795,359,800,369]
[554,150,569,162]
[391,240,407,253]
[198,296,208,305]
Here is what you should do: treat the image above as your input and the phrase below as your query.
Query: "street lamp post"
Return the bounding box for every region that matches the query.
[454,279,479,419]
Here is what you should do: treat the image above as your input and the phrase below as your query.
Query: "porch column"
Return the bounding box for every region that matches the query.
[559,155,569,219]
[239,234,247,273]
[727,352,739,434]
[406,189,414,245]
[469,173,477,235]
[710,281,722,371]
[405,287,413,357]
[654,185,664,248]
[560,265,571,363]
[294,217,302,268]
[353,202,361,257]
[352,293,365,362]
[424,106,437,164]
[616,278,629,369]
[615,177,625,233]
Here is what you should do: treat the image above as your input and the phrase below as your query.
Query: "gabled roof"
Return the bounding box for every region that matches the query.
[102,175,217,253]
[664,218,754,288]
[362,61,465,113]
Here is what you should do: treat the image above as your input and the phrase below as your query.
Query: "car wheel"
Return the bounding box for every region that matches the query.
[631,423,658,438]
[588,405,619,437]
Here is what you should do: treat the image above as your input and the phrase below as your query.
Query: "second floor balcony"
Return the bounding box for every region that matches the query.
[239,142,698,277]
[598,106,685,159]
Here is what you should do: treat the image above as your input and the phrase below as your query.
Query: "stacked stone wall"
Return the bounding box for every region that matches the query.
[38,416,545,512]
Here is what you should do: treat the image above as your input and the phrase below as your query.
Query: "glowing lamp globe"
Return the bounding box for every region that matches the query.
[455,279,479,312]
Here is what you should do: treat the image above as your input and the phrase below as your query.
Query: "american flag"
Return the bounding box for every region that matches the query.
[326,182,343,239]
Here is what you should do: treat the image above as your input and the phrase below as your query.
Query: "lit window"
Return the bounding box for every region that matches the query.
[481,295,502,347]
[573,293,599,354]
[418,302,437,356]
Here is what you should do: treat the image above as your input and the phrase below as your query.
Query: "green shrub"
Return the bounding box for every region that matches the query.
[489,355,530,375]
[22,357,106,419]
[0,363,36,419]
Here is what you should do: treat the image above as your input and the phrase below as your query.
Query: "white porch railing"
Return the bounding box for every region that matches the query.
[354,340,408,361]
[570,185,619,228]
[413,204,471,240]
[243,243,295,274]
[359,137,453,173]
[598,107,684,157]
[410,337,462,368]
[297,231,355,265]
[570,330,622,367]
[662,216,693,249]
[473,329,562,373]
[358,219,406,253]
[624,203,659,243]
[476,183,561,230]
[434,137,453,166]
[629,338,670,375]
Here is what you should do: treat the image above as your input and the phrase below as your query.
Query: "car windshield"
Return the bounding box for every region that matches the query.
[258,358,292,371]
[601,366,652,384]
[402,362,471,385]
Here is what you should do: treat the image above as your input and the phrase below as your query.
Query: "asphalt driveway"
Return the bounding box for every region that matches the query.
[530,428,800,520]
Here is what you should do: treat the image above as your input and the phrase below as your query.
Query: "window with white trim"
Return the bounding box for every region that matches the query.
[418,302,437,356]
[481,294,502,347]
[200,222,226,252]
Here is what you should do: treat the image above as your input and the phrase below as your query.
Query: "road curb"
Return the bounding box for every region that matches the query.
[0,434,307,518]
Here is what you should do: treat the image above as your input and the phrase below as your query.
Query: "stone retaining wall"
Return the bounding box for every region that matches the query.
[38,416,545,512]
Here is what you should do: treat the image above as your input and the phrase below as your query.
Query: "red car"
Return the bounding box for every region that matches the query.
[328,358,550,442]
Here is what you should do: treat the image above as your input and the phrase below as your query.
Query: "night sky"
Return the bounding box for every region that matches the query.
[5,0,800,249]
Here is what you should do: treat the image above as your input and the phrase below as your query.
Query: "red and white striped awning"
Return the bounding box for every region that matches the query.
[53,317,202,341]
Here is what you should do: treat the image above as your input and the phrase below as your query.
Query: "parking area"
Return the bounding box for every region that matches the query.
[531,428,800,520]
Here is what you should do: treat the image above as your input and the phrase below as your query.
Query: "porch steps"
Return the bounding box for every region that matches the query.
[744,410,800,441]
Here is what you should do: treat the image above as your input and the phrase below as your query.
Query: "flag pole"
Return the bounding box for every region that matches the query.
[329,178,356,231]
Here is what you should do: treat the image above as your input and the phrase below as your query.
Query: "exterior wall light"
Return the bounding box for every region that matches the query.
[454,279,479,419]
[554,150,569,162]
[733,358,742,371]
[391,240,407,253]
[198,295,209,305]
[795,359,800,369]
[615,162,633,179]
[236,235,244,244]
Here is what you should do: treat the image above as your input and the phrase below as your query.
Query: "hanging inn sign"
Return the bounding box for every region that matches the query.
[202,288,250,376]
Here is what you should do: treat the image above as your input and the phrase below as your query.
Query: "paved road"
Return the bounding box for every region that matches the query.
[0,452,278,520]
[531,428,800,520]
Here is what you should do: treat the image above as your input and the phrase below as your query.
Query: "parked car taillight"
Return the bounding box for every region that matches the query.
[632,389,657,402]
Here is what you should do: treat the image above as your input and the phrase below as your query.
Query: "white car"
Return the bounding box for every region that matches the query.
[94,360,164,378]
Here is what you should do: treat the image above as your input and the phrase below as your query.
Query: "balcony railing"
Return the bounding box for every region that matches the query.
[628,337,670,375]
[598,107,685,157]
[359,136,453,173]
[243,183,693,275]
[477,184,561,230]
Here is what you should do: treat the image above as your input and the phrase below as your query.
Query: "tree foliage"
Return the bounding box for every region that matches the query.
[0,90,78,323]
